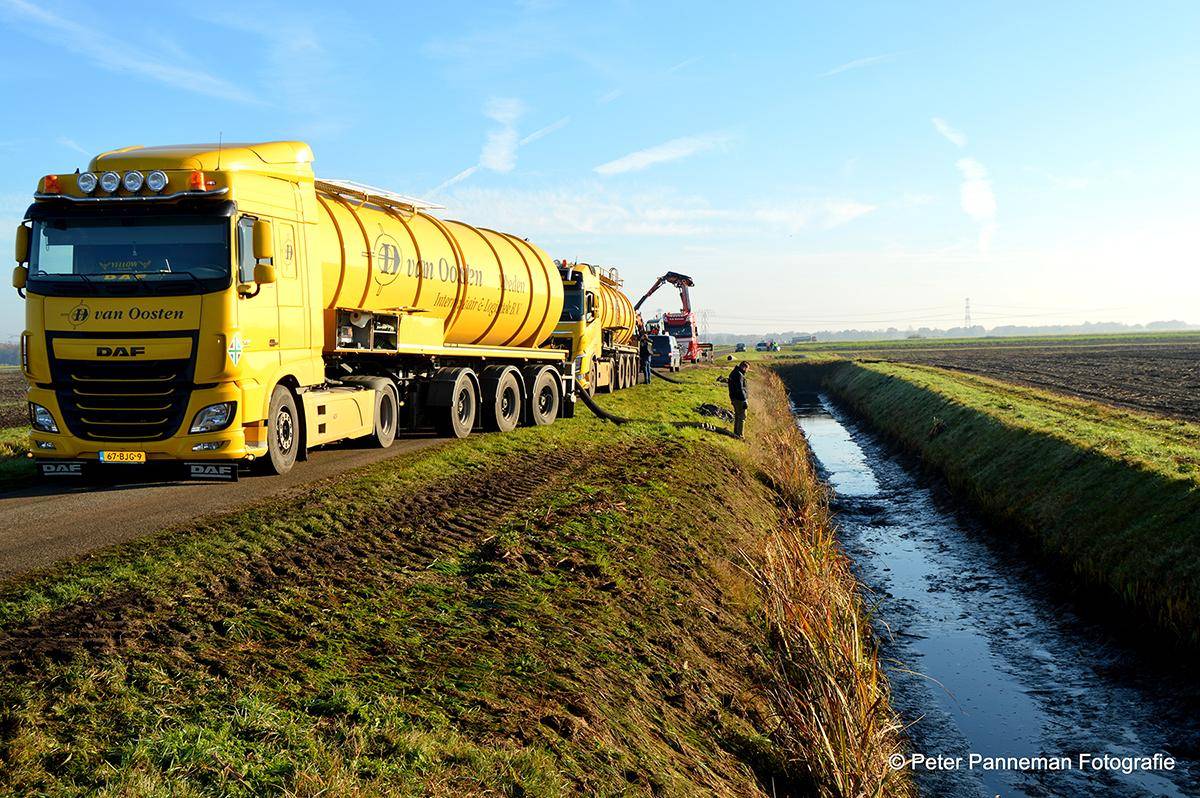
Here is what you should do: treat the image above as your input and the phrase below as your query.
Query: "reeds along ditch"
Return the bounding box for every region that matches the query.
[778,359,1200,649]
[746,369,913,798]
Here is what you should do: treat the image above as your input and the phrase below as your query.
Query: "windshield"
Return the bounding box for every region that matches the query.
[560,286,585,322]
[665,322,692,340]
[28,216,232,296]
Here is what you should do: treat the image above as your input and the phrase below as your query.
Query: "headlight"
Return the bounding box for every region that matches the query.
[190,402,236,434]
[99,171,121,193]
[122,170,144,192]
[146,170,168,192]
[77,172,98,193]
[29,403,58,433]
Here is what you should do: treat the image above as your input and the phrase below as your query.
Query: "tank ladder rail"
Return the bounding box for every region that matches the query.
[315,179,444,218]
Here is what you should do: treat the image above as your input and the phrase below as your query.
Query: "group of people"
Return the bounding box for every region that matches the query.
[635,335,749,438]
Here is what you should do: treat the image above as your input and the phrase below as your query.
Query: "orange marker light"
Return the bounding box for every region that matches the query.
[188,170,206,190]
[43,175,61,194]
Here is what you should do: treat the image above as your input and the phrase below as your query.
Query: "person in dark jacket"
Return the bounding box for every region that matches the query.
[728,361,749,437]
[639,335,653,384]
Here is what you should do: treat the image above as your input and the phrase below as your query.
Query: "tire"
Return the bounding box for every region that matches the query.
[585,362,597,397]
[434,369,477,438]
[264,384,300,475]
[368,382,398,447]
[484,369,522,433]
[528,367,560,426]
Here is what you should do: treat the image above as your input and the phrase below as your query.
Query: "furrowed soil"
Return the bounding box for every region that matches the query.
[0,368,25,429]
[0,368,910,797]
[806,337,1200,422]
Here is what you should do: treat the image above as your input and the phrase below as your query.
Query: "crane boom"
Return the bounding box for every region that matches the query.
[633,271,694,314]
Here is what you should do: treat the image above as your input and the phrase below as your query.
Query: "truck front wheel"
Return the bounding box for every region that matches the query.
[264,385,300,475]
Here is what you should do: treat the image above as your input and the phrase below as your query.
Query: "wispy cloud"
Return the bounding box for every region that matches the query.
[1,0,256,104]
[667,56,701,73]
[440,184,875,239]
[821,52,900,77]
[479,98,526,173]
[429,100,571,195]
[597,88,624,104]
[754,201,878,233]
[594,133,732,176]
[957,157,997,252]
[429,166,480,196]
[520,116,571,146]
[932,117,967,148]
[57,137,90,158]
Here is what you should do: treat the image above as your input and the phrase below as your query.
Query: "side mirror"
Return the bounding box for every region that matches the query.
[12,265,27,290]
[253,263,277,285]
[14,225,30,264]
[252,219,274,261]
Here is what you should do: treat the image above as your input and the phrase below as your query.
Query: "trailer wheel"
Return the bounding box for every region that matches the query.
[616,356,626,390]
[264,385,299,475]
[435,369,477,438]
[484,369,522,433]
[528,367,560,426]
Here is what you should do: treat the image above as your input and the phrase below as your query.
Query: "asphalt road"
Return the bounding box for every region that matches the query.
[0,435,445,581]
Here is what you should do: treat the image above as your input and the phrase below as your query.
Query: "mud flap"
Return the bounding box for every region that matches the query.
[37,460,87,478]
[185,462,240,482]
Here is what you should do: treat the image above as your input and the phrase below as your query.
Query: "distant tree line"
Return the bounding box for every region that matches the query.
[706,320,1197,345]
[0,343,18,365]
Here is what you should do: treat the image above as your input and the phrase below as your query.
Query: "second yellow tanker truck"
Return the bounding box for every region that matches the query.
[13,141,640,480]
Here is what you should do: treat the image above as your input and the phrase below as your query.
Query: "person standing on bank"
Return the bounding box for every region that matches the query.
[728,361,749,437]
[639,335,653,384]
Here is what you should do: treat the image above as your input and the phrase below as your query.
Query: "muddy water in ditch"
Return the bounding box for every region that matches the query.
[792,392,1200,798]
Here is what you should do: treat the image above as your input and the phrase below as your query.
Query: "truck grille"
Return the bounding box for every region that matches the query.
[50,356,194,442]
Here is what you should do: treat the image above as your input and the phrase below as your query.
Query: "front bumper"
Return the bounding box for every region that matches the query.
[27,382,265,462]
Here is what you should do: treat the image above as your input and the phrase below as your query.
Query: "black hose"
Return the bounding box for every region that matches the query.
[574,389,741,439]
[649,369,685,384]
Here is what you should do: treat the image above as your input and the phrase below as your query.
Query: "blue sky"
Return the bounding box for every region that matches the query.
[1,0,1197,337]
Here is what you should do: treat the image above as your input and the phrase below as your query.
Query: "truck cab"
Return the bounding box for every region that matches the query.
[15,142,358,479]
[552,262,638,394]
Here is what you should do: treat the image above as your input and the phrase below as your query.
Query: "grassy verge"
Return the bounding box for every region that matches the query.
[0,426,32,485]
[781,359,1200,646]
[0,367,910,797]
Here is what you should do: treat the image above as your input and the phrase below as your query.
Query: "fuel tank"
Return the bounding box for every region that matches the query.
[314,189,563,349]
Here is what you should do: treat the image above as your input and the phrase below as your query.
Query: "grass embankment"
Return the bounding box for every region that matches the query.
[0,368,909,797]
[782,359,1200,646]
[0,426,32,485]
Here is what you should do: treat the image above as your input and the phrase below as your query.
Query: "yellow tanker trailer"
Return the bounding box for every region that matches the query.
[12,142,588,480]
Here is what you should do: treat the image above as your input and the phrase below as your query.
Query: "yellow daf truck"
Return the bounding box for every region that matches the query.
[552,261,639,395]
[11,141,645,481]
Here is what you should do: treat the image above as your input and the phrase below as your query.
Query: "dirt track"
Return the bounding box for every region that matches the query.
[872,341,1200,422]
[0,434,444,581]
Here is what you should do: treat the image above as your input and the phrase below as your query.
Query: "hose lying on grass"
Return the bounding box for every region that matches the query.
[649,369,685,384]
[575,389,741,439]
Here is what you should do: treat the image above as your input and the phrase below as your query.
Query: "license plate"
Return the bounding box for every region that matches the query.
[99,450,146,464]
